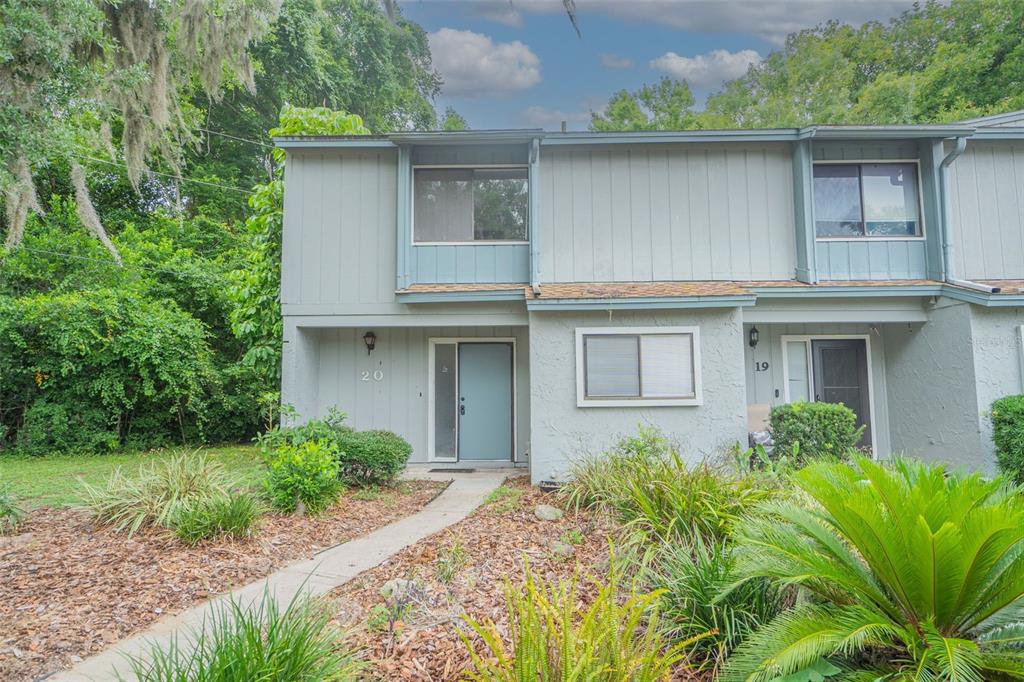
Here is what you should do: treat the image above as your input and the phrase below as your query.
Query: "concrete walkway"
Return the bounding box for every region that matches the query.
[51,471,512,681]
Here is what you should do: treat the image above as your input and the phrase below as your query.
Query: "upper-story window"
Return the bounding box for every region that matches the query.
[813,162,922,238]
[413,167,528,243]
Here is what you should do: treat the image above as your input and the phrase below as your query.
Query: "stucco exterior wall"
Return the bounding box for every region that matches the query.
[971,306,1024,466]
[882,300,985,468]
[527,308,747,484]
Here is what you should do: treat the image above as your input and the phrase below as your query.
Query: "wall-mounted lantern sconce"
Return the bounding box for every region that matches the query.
[748,326,759,349]
[363,331,377,355]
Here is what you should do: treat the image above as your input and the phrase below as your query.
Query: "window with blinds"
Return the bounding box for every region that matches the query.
[576,327,702,406]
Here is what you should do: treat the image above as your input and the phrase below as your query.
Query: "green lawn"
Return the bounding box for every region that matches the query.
[0,444,265,508]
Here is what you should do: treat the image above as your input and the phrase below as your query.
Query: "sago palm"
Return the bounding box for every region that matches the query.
[722,456,1024,682]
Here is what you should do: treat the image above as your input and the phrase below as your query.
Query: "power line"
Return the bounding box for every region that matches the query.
[75,155,256,195]
[197,126,274,149]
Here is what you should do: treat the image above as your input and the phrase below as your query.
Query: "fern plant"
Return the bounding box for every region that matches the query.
[723,456,1024,682]
[461,560,701,681]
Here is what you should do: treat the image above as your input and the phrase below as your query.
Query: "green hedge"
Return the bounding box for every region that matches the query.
[336,429,412,486]
[992,395,1024,484]
[769,401,864,462]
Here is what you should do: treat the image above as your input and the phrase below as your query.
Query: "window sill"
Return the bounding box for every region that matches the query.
[577,397,703,408]
[413,241,530,246]
[815,236,926,242]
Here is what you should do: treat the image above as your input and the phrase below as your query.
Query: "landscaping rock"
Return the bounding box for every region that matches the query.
[547,540,575,558]
[534,504,564,521]
[380,578,423,602]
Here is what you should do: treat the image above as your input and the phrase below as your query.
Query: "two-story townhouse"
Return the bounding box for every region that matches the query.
[276,111,1024,483]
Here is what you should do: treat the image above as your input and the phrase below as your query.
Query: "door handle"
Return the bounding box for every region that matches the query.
[459,404,465,416]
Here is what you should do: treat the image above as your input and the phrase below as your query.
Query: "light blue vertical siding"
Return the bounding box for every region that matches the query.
[949,141,1024,280]
[539,143,797,282]
[281,149,398,306]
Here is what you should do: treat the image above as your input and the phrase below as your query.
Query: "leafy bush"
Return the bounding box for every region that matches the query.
[255,408,351,454]
[265,440,343,514]
[462,562,696,681]
[0,483,25,535]
[174,492,262,545]
[84,453,232,535]
[0,289,218,454]
[562,426,770,541]
[768,401,864,462]
[723,456,1024,682]
[335,429,412,486]
[123,590,362,682]
[639,536,786,672]
[991,394,1024,483]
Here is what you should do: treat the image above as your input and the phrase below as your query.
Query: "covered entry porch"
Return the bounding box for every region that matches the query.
[742,296,935,458]
[281,321,531,467]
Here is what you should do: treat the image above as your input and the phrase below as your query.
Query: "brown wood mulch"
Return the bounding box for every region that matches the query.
[330,477,619,681]
[0,480,448,682]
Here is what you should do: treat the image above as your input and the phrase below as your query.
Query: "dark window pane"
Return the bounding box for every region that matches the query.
[813,164,863,237]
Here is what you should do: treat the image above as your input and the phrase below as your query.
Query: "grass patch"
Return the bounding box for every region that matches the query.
[434,535,469,584]
[483,485,524,514]
[0,444,263,508]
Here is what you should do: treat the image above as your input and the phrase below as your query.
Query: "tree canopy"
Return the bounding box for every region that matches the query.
[591,0,1024,132]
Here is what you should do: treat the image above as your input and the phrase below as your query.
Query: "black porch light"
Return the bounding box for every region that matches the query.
[363,331,377,355]
[748,326,759,348]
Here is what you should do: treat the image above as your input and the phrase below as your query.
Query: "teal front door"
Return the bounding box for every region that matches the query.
[457,343,513,461]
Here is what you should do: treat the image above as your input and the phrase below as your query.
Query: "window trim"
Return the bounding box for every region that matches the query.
[411,164,531,246]
[575,326,703,407]
[812,159,926,242]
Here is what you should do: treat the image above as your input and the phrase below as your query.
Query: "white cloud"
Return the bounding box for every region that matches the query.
[520,106,591,130]
[428,28,542,97]
[649,49,761,88]
[600,53,633,70]
[495,0,919,46]
[468,2,524,27]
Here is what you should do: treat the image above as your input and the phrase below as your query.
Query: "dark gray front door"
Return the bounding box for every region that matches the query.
[457,343,513,461]
[811,339,872,448]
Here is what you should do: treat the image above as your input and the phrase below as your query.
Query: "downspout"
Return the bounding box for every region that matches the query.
[938,136,999,293]
[528,138,542,295]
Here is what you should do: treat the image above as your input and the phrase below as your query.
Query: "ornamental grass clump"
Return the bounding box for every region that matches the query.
[562,426,770,542]
[85,452,233,535]
[722,456,1024,682]
[122,590,362,682]
[462,560,699,681]
[173,492,262,545]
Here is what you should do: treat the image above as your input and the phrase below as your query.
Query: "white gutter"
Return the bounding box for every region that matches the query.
[939,136,1004,294]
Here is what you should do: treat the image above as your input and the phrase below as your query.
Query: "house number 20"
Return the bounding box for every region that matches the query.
[360,370,384,381]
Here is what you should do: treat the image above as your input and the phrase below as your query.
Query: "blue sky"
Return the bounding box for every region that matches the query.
[399,0,921,130]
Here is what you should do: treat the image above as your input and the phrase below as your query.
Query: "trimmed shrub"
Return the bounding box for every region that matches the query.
[336,429,412,486]
[174,492,262,545]
[85,453,232,535]
[124,590,363,681]
[265,440,343,514]
[768,401,864,462]
[991,395,1024,483]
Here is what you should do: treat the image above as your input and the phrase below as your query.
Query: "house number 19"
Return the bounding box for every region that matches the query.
[360,370,384,381]
[754,361,770,372]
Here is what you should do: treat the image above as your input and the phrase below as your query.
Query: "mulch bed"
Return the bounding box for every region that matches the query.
[330,477,617,681]
[0,480,448,682]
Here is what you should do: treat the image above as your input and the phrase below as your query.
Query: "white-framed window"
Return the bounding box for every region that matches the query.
[812,162,923,239]
[575,326,702,407]
[413,166,529,244]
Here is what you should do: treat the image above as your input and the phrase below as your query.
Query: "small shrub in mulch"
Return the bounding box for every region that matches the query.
[265,440,343,514]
